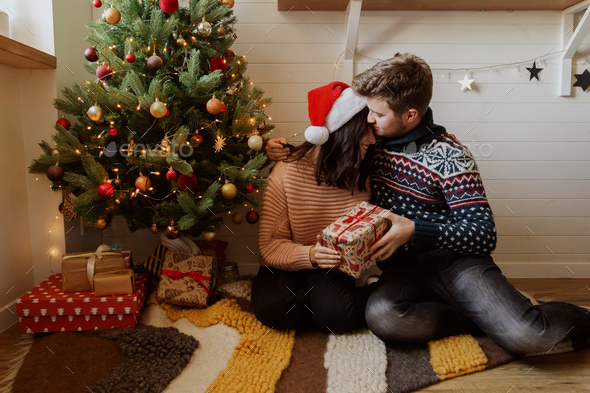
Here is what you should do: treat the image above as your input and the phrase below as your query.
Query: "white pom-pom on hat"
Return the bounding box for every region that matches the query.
[304,81,367,145]
[304,126,330,145]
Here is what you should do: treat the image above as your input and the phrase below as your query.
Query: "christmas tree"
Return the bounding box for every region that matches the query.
[29,0,272,237]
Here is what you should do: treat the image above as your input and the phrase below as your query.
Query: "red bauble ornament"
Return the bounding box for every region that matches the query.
[165,108,170,116]
[224,49,235,59]
[245,185,254,193]
[93,0,102,7]
[159,0,179,13]
[190,134,203,146]
[109,128,118,136]
[166,170,177,180]
[209,57,227,73]
[56,116,71,130]
[97,182,114,199]
[177,174,198,190]
[246,210,259,224]
[84,47,98,62]
[96,65,112,81]
[125,52,136,63]
[220,104,227,112]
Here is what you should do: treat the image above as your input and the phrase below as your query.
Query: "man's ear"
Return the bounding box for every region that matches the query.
[406,109,420,123]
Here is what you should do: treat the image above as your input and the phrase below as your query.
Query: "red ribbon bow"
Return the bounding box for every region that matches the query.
[334,206,379,250]
[161,269,212,297]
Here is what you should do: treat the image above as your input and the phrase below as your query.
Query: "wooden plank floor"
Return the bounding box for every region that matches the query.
[1,279,589,391]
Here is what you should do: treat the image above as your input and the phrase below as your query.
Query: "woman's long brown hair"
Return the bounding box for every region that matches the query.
[285,107,374,194]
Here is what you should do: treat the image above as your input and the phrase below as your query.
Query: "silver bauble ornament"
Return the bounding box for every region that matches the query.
[248,134,263,150]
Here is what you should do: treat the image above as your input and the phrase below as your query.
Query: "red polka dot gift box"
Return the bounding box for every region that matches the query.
[15,273,147,333]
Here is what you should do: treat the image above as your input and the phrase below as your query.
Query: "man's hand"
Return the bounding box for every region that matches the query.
[266,138,291,161]
[310,235,341,269]
[369,211,415,261]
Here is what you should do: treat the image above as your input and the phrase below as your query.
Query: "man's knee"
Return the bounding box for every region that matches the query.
[365,290,424,342]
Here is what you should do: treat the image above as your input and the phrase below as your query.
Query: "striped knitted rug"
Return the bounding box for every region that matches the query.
[144,293,590,393]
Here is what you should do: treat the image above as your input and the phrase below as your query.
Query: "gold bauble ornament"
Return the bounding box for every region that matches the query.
[202,231,216,241]
[150,99,167,118]
[221,182,238,199]
[104,6,121,24]
[94,218,109,230]
[87,105,104,122]
[164,225,179,239]
[51,149,60,156]
[231,212,244,225]
[217,25,226,36]
[135,175,151,191]
[206,96,223,115]
[248,134,263,150]
[197,17,212,37]
[150,224,160,234]
[176,37,187,46]
[221,0,235,8]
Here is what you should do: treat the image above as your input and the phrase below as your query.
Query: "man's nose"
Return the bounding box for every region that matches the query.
[367,113,376,123]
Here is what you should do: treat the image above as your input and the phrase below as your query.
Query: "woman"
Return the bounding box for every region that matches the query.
[252,82,377,333]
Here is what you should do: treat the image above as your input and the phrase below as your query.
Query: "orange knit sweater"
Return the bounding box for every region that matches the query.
[258,154,371,271]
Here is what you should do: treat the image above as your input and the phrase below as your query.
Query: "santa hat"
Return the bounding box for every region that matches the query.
[304,81,367,145]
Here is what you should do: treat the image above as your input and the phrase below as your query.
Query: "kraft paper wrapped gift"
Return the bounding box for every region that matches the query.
[156,251,217,307]
[62,244,127,293]
[320,201,392,278]
[93,269,136,296]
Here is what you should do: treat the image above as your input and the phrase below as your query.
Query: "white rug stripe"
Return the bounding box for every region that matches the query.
[324,329,388,393]
[139,304,241,393]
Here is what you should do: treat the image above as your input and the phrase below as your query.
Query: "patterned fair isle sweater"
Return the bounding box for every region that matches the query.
[371,107,497,270]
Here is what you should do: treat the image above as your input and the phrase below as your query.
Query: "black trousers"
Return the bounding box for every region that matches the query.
[366,249,590,355]
[251,266,371,333]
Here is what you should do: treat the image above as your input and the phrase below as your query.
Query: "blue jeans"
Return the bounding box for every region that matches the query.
[366,249,590,355]
[251,266,371,333]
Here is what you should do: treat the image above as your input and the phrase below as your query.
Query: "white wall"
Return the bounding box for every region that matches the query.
[0,0,54,54]
[0,0,65,332]
[228,2,590,277]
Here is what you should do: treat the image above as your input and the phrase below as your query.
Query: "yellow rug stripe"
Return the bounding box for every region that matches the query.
[148,293,295,393]
[428,334,488,380]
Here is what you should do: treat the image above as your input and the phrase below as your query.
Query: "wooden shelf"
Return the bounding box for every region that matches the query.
[0,35,56,69]
[278,0,586,12]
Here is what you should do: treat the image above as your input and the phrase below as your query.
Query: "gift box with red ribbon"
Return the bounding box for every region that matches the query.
[156,251,217,307]
[320,201,392,278]
[16,273,147,333]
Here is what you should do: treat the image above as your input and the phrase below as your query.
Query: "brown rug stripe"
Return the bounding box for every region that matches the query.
[473,336,517,368]
[276,328,329,393]
[385,342,440,393]
[13,332,124,393]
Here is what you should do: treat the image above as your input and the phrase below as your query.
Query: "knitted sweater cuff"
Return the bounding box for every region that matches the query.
[291,245,316,270]
[411,220,440,247]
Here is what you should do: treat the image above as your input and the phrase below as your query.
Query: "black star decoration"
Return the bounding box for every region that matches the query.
[573,69,590,91]
[526,61,543,81]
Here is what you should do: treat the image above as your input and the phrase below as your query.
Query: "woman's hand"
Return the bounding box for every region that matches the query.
[266,138,290,161]
[370,211,415,261]
[310,235,341,269]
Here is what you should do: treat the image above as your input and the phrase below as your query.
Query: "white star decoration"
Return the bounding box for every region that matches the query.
[458,74,475,91]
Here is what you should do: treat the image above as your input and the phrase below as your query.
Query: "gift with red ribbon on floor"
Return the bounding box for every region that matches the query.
[15,273,147,333]
[156,251,217,307]
[320,201,392,278]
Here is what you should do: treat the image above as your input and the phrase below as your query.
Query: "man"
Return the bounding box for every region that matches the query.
[266,53,590,355]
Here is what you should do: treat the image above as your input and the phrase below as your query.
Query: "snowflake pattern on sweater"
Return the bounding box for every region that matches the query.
[370,108,497,268]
